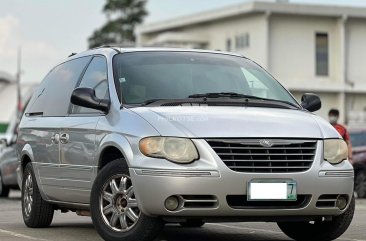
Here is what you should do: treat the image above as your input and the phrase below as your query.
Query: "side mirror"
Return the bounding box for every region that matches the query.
[71,88,110,113]
[301,93,321,112]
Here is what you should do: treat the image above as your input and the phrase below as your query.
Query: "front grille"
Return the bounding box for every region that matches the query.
[206,139,317,173]
[227,195,311,209]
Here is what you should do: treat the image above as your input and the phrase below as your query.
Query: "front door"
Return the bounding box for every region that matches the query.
[58,55,110,204]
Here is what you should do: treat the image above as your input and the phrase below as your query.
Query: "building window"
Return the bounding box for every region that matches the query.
[235,33,250,50]
[315,32,329,76]
[226,38,232,51]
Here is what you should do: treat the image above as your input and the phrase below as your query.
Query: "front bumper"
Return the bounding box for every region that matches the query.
[130,140,354,219]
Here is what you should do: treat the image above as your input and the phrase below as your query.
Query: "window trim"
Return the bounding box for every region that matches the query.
[315,32,329,77]
[67,54,110,116]
[25,55,93,118]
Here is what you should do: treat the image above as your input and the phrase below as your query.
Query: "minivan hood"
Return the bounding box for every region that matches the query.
[130,106,339,139]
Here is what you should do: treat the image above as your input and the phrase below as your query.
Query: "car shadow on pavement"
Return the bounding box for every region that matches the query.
[156,224,289,241]
[43,223,289,241]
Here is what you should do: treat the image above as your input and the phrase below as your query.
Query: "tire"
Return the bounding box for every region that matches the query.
[180,219,205,228]
[0,173,10,197]
[90,158,163,241]
[354,170,366,198]
[21,163,54,228]
[278,196,355,241]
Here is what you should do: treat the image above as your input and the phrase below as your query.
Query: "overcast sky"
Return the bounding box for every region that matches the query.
[1,0,366,83]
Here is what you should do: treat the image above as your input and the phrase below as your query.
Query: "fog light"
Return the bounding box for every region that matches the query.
[336,196,348,210]
[165,196,179,211]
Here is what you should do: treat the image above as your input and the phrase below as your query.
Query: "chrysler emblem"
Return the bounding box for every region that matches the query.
[259,139,274,147]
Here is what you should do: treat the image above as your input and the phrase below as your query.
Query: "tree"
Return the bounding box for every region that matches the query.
[88,0,148,48]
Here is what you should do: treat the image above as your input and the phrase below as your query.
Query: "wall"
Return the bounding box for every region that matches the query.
[206,13,268,68]
[269,15,342,90]
[347,18,366,90]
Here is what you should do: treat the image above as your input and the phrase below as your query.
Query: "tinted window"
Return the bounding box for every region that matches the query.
[26,56,92,117]
[350,132,366,147]
[113,52,296,105]
[71,56,109,114]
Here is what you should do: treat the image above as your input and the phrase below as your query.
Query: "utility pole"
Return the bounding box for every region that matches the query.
[16,47,22,116]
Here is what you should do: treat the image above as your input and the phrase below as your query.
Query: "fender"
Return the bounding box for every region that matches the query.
[96,133,134,167]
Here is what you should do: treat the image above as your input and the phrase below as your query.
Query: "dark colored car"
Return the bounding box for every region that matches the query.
[350,128,366,198]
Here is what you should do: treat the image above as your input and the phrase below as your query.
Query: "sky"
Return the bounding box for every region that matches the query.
[1,0,366,83]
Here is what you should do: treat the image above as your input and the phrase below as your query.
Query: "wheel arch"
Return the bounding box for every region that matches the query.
[20,144,35,173]
[96,133,134,172]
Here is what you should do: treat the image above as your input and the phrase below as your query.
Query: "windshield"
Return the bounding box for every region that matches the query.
[113,51,298,106]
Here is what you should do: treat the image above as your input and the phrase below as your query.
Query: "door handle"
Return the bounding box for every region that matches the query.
[51,134,60,144]
[60,133,69,144]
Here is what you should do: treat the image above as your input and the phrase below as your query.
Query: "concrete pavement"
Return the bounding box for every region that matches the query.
[0,191,365,241]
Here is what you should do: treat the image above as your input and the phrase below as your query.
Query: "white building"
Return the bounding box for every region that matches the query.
[136,1,366,124]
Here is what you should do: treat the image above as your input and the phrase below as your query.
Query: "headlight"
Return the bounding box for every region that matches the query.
[139,137,199,164]
[324,139,348,164]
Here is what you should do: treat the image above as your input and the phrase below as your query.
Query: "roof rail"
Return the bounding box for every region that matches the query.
[90,45,121,53]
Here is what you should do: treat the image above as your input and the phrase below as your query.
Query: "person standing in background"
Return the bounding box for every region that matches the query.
[329,109,353,164]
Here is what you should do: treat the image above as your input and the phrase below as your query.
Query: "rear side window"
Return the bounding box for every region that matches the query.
[26,56,92,117]
[70,56,109,114]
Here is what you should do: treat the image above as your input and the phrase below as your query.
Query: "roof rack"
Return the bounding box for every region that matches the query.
[91,43,136,53]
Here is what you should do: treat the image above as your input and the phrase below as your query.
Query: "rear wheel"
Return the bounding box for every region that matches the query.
[21,163,54,228]
[278,196,355,241]
[0,173,10,197]
[179,219,205,228]
[90,159,163,241]
[354,170,366,198]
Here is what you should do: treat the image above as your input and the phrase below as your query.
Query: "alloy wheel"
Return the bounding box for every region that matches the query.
[99,174,140,232]
[23,174,33,217]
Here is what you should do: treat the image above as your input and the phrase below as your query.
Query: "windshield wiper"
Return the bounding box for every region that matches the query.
[188,92,299,108]
[188,92,265,100]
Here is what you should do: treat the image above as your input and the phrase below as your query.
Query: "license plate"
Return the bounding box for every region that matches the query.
[247,180,297,201]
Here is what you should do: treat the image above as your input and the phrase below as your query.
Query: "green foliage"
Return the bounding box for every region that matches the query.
[88,0,148,48]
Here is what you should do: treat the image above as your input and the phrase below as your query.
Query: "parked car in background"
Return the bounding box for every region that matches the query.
[350,128,366,198]
[0,114,19,197]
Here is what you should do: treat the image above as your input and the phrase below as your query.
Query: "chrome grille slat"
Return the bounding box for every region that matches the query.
[206,139,317,173]
[211,146,315,150]
[216,153,315,156]
[222,159,313,162]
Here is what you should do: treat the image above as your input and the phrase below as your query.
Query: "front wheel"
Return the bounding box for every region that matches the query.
[278,196,355,241]
[90,159,163,241]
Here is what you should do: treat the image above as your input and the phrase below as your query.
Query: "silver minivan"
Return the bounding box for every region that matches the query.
[17,47,354,241]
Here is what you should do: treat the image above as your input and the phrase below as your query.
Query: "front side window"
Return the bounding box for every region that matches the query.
[71,56,109,114]
[26,56,92,117]
[113,52,297,107]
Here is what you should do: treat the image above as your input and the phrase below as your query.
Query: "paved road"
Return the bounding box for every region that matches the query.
[0,191,365,241]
